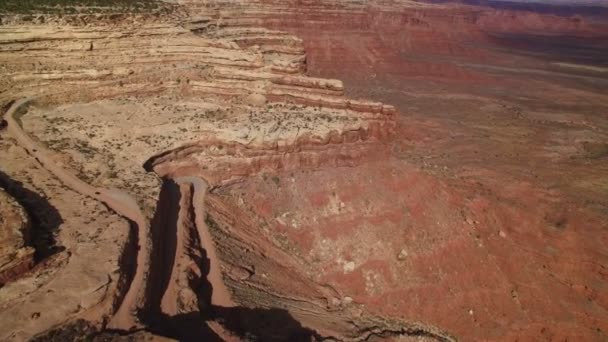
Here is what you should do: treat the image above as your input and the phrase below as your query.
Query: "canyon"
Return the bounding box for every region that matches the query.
[0,0,607,341]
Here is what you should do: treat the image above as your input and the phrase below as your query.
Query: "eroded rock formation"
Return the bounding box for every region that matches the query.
[0,0,607,341]
[0,4,437,341]
[0,187,34,285]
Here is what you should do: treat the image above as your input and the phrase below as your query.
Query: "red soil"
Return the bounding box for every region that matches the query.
[210,2,608,340]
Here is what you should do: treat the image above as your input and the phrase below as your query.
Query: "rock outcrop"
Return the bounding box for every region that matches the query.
[0,4,414,340]
[0,188,34,285]
[1,0,607,341]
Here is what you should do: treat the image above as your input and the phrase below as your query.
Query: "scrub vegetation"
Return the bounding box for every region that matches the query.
[0,0,162,14]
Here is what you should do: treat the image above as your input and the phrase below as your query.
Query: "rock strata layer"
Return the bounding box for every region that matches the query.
[0,0,607,341]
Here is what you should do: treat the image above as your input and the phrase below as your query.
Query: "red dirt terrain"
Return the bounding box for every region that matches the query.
[199,0,608,340]
[0,0,607,341]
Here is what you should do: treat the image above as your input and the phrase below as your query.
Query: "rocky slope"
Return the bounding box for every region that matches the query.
[0,187,34,285]
[0,4,434,341]
[0,0,607,341]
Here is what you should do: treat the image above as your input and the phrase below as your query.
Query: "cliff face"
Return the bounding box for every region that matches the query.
[234,1,608,341]
[0,5,419,340]
[0,188,34,285]
[220,0,607,86]
[1,0,607,341]
[172,1,608,341]
[212,154,608,341]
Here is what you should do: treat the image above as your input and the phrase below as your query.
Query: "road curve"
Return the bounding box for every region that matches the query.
[3,98,150,330]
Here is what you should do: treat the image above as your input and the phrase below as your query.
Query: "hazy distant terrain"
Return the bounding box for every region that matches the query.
[427,0,608,17]
[494,0,608,5]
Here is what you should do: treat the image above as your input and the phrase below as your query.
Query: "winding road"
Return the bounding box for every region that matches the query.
[4,98,149,330]
[3,97,236,331]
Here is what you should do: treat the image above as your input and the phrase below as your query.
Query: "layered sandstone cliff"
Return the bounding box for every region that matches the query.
[0,5,429,341]
[0,0,607,341]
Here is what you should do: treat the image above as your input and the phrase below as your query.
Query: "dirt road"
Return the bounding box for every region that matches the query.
[4,98,150,330]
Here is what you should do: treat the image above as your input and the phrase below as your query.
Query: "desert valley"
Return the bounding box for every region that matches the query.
[0,0,607,341]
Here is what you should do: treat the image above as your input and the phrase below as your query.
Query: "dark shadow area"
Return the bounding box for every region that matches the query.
[141,206,322,341]
[145,305,322,342]
[146,311,223,341]
[31,318,215,342]
[145,178,181,316]
[211,305,323,342]
[111,219,138,326]
[0,170,64,261]
[30,319,101,342]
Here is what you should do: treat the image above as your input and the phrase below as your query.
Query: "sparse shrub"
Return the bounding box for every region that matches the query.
[107,170,118,179]
[271,175,280,186]
[582,141,608,159]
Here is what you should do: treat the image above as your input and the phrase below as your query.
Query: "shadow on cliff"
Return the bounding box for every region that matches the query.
[211,305,322,342]
[0,170,64,261]
[143,235,321,341]
[142,180,321,341]
[145,178,181,316]
[147,306,322,342]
